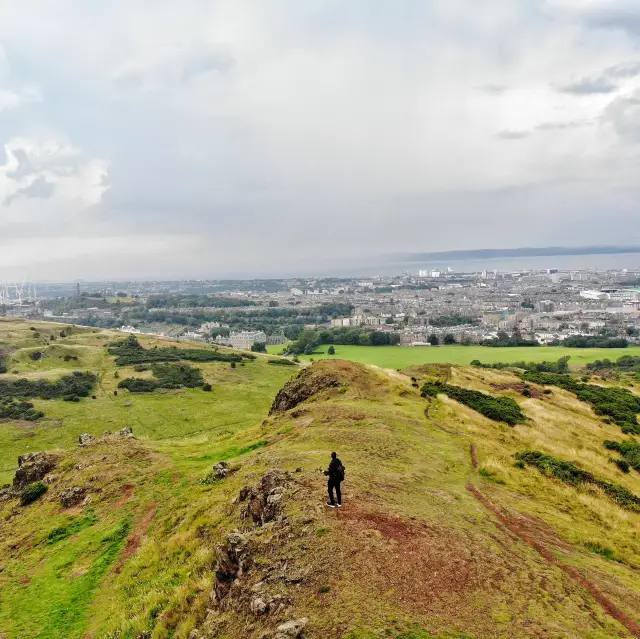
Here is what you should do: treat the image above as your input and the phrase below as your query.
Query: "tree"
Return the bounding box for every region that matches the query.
[304,344,314,355]
[327,345,336,355]
[358,333,372,346]
[443,333,456,345]
[385,317,394,325]
[428,334,439,346]
[251,342,267,353]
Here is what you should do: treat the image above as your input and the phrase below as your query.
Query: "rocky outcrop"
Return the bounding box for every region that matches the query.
[239,470,289,525]
[212,532,252,603]
[59,486,87,508]
[78,433,95,446]
[13,452,59,490]
[269,368,340,415]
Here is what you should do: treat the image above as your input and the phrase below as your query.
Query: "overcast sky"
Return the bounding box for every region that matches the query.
[1,0,640,280]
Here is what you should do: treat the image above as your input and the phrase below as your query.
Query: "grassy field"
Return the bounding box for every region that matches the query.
[2,319,640,639]
[268,343,640,369]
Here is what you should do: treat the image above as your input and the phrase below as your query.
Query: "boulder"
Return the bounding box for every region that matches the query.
[274,618,308,639]
[119,426,134,438]
[59,486,86,508]
[13,452,58,490]
[213,461,229,480]
[78,433,95,446]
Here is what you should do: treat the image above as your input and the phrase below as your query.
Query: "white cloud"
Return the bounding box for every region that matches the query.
[0,136,109,210]
[0,0,639,279]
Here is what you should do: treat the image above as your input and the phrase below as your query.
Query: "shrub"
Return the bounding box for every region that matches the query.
[107,335,242,366]
[29,351,44,361]
[202,383,212,391]
[133,364,151,372]
[422,381,526,425]
[604,439,640,472]
[0,371,96,400]
[0,398,44,421]
[20,481,48,505]
[118,378,159,393]
[610,458,631,473]
[516,450,640,511]
[63,394,81,402]
[268,358,296,366]
[522,372,640,434]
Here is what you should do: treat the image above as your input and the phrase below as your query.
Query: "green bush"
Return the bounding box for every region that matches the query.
[516,450,640,511]
[522,372,640,434]
[604,439,640,472]
[268,358,296,366]
[422,381,526,425]
[0,398,44,421]
[107,335,241,366]
[0,371,96,400]
[20,481,48,505]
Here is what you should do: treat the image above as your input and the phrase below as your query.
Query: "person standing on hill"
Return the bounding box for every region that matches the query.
[325,451,345,508]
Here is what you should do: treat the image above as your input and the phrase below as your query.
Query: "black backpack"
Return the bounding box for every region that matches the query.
[337,463,345,481]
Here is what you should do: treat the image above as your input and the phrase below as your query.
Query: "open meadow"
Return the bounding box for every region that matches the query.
[268,343,640,369]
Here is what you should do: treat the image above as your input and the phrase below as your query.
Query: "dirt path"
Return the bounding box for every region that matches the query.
[466,483,640,638]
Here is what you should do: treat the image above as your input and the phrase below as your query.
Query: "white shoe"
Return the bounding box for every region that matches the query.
[337,503,342,508]
[326,502,335,508]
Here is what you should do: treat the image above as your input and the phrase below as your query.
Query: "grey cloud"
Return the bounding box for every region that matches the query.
[4,175,55,205]
[6,148,35,179]
[496,130,529,140]
[476,84,509,94]
[535,119,592,131]
[556,76,618,95]
[605,61,640,79]
[555,59,640,96]
[605,89,640,143]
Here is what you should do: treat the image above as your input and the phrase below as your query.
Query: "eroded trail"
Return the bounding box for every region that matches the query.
[466,483,640,638]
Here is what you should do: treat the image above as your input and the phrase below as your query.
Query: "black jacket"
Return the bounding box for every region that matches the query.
[328,458,345,482]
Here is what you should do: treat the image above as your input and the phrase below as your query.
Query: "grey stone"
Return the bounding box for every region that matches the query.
[13,452,58,490]
[275,618,308,639]
[78,433,95,446]
[59,486,86,508]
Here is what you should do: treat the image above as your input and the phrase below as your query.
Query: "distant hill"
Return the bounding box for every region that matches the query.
[394,244,640,263]
[1,319,639,638]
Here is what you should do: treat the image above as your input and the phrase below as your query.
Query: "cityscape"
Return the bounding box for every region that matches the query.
[2,264,640,351]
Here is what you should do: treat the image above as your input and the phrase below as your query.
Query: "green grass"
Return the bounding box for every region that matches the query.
[2,319,640,639]
[267,343,640,370]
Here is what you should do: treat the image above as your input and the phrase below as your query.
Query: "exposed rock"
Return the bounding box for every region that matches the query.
[240,470,290,526]
[213,461,229,480]
[123,402,133,407]
[59,486,86,508]
[274,618,308,639]
[13,452,59,490]
[269,368,340,414]
[212,532,252,604]
[78,433,95,446]
[250,596,268,616]
[0,485,13,502]
[44,474,57,485]
[119,426,134,438]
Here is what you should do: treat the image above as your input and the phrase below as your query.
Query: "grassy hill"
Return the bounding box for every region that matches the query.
[1,319,640,639]
[267,343,640,369]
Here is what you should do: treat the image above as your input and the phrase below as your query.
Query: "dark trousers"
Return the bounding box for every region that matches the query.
[328,478,342,505]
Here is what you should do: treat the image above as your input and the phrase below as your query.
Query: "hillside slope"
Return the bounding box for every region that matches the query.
[1,320,640,638]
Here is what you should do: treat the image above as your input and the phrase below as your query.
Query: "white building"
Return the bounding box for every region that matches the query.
[217,330,267,350]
